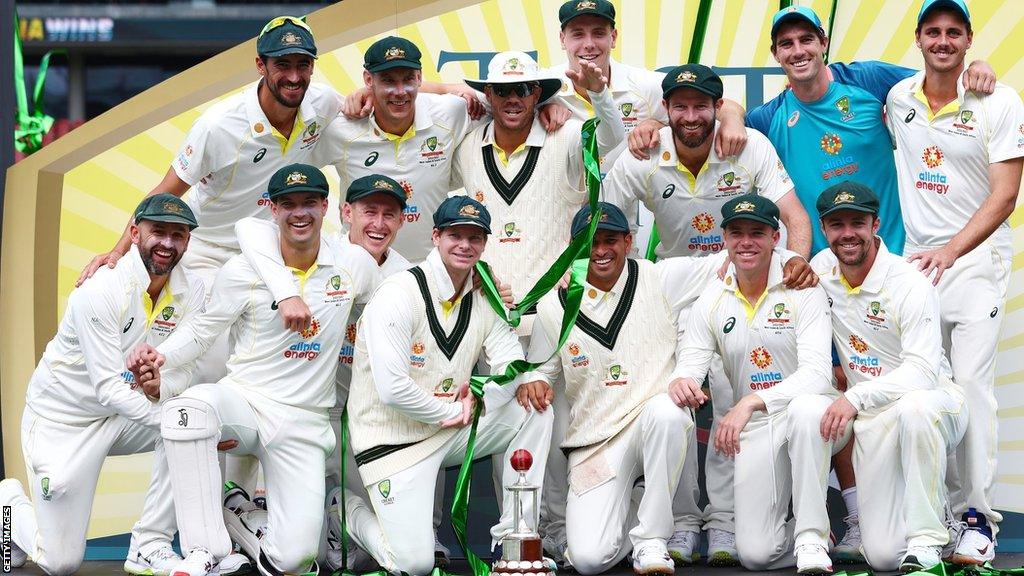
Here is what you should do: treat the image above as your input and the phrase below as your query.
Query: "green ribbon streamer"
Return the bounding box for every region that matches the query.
[13,12,64,155]
[336,119,604,576]
[644,0,713,262]
[835,561,1024,576]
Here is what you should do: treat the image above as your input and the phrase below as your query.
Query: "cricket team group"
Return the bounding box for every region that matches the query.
[3,0,1023,575]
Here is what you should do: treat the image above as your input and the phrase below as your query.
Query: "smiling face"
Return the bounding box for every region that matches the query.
[343,193,404,263]
[271,191,328,250]
[432,224,487,277]
[132,220,191,277]
[365,67,421,132]
[486,83,541,134]
[723,219,779,276]
[560,15,617,77]
[821,210,880,269]
[771,20,829,87]
[917,9,972,75]
[587,229,632,289]
[256,53,313,108]
[665,88,720,150]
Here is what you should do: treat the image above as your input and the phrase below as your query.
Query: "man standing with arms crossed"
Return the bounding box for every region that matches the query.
[670,195,838,573]
[0,195,215,576]
[886,0,1024,562]
[342,196,553,575]
[133,164,380,576]
[813,182,968,573]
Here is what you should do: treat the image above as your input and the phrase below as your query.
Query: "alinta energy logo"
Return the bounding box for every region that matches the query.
[410,342,427,368]
[918,146,949,195]
[399,180,421,223]
[820,133,858,181]
[749,346,782,390]
[568,342,589,368]
[284,316,322,361]
[688,212,724,253]
[847,333,882,377]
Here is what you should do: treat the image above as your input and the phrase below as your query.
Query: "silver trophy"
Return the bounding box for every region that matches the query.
[492,449,556,576]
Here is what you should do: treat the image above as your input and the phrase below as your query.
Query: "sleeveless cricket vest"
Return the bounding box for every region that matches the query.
[537,259,677,463]
[348,265,492,483]
[457,122,585,333]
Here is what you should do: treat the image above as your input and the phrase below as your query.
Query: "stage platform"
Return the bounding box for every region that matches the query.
[9,555,1024,575]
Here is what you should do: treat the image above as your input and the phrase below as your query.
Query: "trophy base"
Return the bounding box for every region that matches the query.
[492,537,555,576]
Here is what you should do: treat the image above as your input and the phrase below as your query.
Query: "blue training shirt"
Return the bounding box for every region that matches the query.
[747,61,915,255]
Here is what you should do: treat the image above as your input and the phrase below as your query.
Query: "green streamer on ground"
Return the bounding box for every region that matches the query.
[644,0,713,262]
[833,561,1024,576]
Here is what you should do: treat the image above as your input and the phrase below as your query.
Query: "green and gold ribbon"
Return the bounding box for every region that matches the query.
[13,12,64,155]
[835,561,1024,576]
[336,119,604,576]
[644,0,713,262]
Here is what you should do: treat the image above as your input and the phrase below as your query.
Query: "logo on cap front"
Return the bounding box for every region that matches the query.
[373,179,395,191]
[833,191,856,205]
[733,201,756,213]
[281,31,302,46]
[385,46,406,61]
[459,204,480,217]
[162,201,183,214]
[677,71,697,83]
[577,0,597,10]
[285,171,308,186]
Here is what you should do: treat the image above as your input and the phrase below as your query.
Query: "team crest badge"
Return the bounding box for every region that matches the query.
[620,103,634,117]
[161,306,174,321]
[331,275,341,291]
[849,334,869,353]
[576,0,597,10]
[41,477,51,501]
[870,301,881,316]
[435,377,456,397]
[162,201,183,214]
[505,222,516,237]
[426,136,438,151]
[378,480,391,498]
[834,96,854,120]
[960,110,973,124]
[609,364,621,380]
[280,32,301,46]
[676,71,697,83]
[285,171,308,186]
[750,347,773,369]
[459,204,480,217]
[834,191,856,205]
[505,57,520,71]
[922,146,944,168]
[385,46,406,61]
[305,121,318,138]
[733,201,756,213]
[774,303,785,318]
[374,179,395,191]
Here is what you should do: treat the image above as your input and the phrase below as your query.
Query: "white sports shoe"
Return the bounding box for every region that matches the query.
[171,547,219,576]
[223,505,268,562]
[434,537,451,568]
[632,541,675,575]
[951,509,996,565]
[124,544,182,576]
[707,528,739,566]
[833,515,864,563]
[0,478,29,568]
[218,553,252,576]
[900,545,942,573]
[795,543,833,574]
[666,530,700,566]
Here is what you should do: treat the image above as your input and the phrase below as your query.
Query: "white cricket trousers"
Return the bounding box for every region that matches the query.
[14,406,175,576]
[854,387,968,571]
[733,394,848,570]
[345,400,553,576]
[909,243,1006,531]
[564,394,692,575]
[161,383,334,574]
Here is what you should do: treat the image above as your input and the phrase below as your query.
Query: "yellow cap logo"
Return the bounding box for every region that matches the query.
[285,171,308,186]
[162,201,183,214]
[385,46,406,61]
[833,191,856,205]
[576,0,597,10]
[733,201,756,213]
[281,31,301,46]
[373,179,394,191]
[459,204,480,217]
[677,71,698,83]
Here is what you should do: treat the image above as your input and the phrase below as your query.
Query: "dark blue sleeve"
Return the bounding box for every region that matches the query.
[829,61,916,103]
[746,93,786,135]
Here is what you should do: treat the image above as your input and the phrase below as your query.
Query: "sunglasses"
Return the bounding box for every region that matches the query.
[260,16,311,38]
[489,82,540,98]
